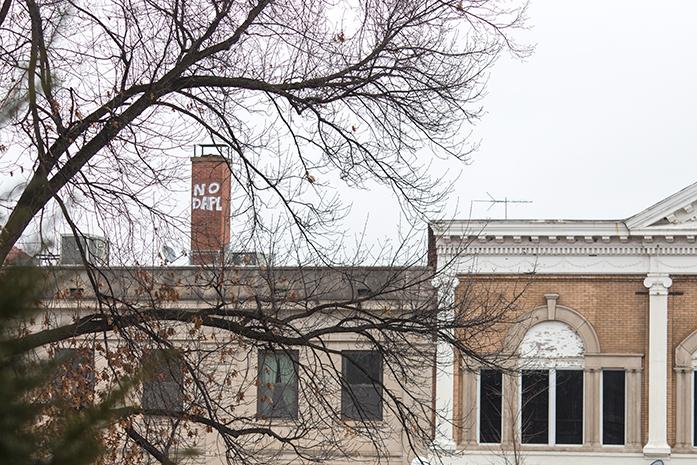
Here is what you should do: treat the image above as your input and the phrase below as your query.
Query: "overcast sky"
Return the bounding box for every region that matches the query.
[193,1,697,261]
[469,0,697,219]
[347,0,697,249]
[5,1,697,261]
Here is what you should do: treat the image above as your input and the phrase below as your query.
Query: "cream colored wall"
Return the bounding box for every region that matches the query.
[29,300,435,465]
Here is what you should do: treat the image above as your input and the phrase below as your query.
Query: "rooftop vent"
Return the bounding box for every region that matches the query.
[227,251,268,267]
[60,234,109,266]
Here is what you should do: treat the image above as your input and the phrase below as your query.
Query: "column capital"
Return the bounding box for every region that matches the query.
[644,273,672,296]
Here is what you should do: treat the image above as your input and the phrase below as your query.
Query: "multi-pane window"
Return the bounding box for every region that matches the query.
[257,350,299,419]
[54,348,95,407]
[522,370,550,444]
[555,370,583,444]
[521,369,583,445]
[341,351,383,421]
[602,370,625,445]
[479,370,503,443]
[142,349,184,412]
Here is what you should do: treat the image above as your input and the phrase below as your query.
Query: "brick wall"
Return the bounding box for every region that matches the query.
[455,274,697,447]
[190,155,232,265]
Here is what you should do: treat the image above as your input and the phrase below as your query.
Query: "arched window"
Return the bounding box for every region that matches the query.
[459,294,643,451]
[674,329,697,451]
[518,321,585,445]
[519,320,585,365]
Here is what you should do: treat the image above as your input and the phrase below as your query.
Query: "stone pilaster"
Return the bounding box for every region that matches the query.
[643,273,672,457]
[433,272,457,450]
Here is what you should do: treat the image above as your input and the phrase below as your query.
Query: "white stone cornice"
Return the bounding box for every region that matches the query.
[430,220,630,239]
[643,274,673,296]
[431,182,697,245]
[432,183,697,275]
[437,241,697,257]
[626,181,697,229]
[434,246,697,275]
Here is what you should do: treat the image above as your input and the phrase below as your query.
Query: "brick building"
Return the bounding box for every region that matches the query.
[429,183,697,464]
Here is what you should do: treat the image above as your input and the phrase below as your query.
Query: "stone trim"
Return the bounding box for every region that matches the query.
[457,302,643,454]
[439,243,697,257]
[585,354,643,370]
[674,329,697,451]
[503,304,601,356]
[458,362,642,453]
[675,328,697,367]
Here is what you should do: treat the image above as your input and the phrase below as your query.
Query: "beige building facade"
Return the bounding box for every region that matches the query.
[38,265,435,465]
[24,153,435,465]
[430,182,697,464]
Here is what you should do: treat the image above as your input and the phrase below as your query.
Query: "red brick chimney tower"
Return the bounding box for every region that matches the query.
[190,154,231,265]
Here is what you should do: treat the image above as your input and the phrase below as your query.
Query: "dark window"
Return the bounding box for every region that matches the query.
[142,350,183,412]
[555,370,583,444]
[341,351,382,420]
[522,370,549,444]
[694,371,697,447]
[602,370,625,445]
[479,370,502,443]
[54,348,95,407]
[257,350,299,419]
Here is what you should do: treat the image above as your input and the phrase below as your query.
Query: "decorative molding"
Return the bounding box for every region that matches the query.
[625,181,697,229]
[584,353,643,370]
[643,274,672,296]
[544,293,559,320]
[675,327,697,368]
[435,238,697,274]
[431,183,697,259]
[437,242,697,257]
[503,304,601,356]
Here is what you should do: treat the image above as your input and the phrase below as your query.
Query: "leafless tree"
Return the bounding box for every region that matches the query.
[0,0,527,262]
[0,1,528,464]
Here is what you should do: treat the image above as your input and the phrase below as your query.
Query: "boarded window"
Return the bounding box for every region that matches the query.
[54,348,95,407]
[257,350,299,419]
[602,370,625,445]
[555,370,583,444]
[142,350,183,412]
[341,351,382,421]
[521,370,549,444]
[479,370,502,443]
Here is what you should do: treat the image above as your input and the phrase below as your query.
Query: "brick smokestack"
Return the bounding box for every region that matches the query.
[190,155,231,265]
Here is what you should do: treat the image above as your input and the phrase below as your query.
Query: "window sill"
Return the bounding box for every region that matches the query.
[670,446,697,454]
[254,417,299,426]
[339,418,386,428]
[461,443,643,454]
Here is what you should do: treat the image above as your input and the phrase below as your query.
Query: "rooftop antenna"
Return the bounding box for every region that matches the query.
[470,192,532,219]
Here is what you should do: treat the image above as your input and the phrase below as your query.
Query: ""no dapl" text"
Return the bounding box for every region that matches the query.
[192,183,223,211]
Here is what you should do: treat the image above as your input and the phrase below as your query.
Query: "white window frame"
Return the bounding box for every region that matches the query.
[518,366,584,447]
[477,369,504,445]
[599,368,627,447]
[689,368,697,449]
